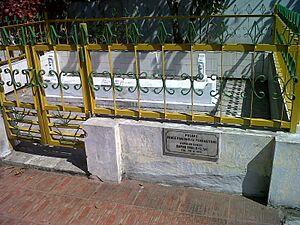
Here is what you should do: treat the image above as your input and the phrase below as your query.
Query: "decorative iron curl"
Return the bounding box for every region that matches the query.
[14,123,34,140]
[22,69,48,90]
[180,73,204,96]
[153,73,175,95]
[241,74,267,99]
[209,73,234,98]
[11,108,34,140]
[0,68,4,87]
[4,68,22,88]
[128,72,149,94]
[54,111,77,125]
[87,71,122,92]
[49,70,70,90]
[37,70,49,89]
[87,71,101,91]
[11,108,30,123]
[53,123,81,146]
[71,71,82,90]
[113,71,124,92]
[101,71,122,92]
[272,75,296,101]
[21,69,33,88]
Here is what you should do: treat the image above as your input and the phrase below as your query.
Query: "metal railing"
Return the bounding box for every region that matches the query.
[0,4,299,148]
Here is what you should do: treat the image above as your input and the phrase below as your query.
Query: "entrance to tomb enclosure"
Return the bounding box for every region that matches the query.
[0,4,299,148]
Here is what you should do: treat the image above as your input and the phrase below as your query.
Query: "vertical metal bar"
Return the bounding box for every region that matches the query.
[4,47,20,107]
[44,12,52,45]
[57,23,61,45]
[0,70,5,107]
[282,57,288,122]
[290,46,300,132]
[38,22,43,43]
[272,15,277,44]
[0,67,13,140]
[25,45,50,144]
[276,47,292,121]
[219,45,224,121]
[190,46,194,121]
[125,21,129,44]
[108,45,117,116]
[82,46,94,114]
[134,45,141,117]
[79,23,93,115]
[162,45,167,118]
[52,46,65,110]
[249,49,256,122]
[24,46,39,111]
[65,22,69,45]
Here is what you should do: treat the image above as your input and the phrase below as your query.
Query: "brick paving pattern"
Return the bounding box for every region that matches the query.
[0,164,281,225]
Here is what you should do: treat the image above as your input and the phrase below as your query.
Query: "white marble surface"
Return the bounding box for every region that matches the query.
[83,118,122,183]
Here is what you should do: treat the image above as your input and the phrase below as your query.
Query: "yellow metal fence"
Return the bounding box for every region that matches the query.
[0,4,299,148]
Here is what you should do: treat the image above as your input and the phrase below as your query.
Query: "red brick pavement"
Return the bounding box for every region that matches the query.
[0,164,281,225]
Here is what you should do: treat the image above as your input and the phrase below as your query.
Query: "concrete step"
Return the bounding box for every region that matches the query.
[1,142,88,176]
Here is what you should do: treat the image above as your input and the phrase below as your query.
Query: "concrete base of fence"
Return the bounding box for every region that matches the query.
[119,119,275,197]
[0,115,12,159]
[83,117,277,197]
[268,132,300,209]
[83,118,122,183]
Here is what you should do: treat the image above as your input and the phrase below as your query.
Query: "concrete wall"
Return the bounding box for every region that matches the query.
[67,0,300,44]
[119,119,275,197]
[84,117,300,208]
[0,115,12,159]
[84,117,276,198]
[83,118,122,182]
[68,0,300,18]
[268,132,300,209]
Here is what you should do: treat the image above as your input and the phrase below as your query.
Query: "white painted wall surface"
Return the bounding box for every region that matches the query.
[119,119,275,197]
[0,115,12,158]
[83,117,276,198]
[268,132,300,208]
[58,50,265,79]
[83,118,122,182]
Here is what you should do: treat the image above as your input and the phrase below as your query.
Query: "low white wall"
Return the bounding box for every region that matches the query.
[84,117,276,197]
[268,132,300,209]
[119,119,275,197]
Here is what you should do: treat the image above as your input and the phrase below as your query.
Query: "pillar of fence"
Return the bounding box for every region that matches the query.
[0,114,12,158]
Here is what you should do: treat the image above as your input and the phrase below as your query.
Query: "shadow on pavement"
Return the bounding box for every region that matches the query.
[13,141,89,174]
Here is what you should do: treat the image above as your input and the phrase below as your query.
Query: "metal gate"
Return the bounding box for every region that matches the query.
[0,22,89,149]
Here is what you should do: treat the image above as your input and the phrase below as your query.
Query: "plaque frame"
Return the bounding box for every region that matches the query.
[163,128,219,161]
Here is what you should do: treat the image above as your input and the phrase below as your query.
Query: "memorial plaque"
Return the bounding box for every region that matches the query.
[163,129,219,161]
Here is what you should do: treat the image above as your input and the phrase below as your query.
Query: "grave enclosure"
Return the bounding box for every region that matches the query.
[0,3,300,209]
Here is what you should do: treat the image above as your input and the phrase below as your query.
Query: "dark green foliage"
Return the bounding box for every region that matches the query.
[189,0,225,16]
[167,0,225,43]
